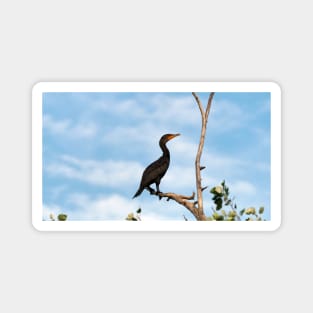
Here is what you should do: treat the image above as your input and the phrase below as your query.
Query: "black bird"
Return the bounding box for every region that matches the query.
[133,133,180,198]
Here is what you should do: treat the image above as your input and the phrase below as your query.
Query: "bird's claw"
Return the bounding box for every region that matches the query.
[147,187,156,195]
[157,191,162,200]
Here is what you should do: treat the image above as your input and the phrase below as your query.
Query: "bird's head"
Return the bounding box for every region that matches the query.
[160,133,180,143]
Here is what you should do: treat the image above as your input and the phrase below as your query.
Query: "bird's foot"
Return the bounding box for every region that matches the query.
[146,187,156,195]
[157,191,162,200]
[146,187,163,199]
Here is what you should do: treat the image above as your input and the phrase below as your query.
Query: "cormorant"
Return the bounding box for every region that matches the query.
[133,133,180,198]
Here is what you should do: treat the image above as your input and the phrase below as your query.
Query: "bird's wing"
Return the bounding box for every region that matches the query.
[140,157,170,187]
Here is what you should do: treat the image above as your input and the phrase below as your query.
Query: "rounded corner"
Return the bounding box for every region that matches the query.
[32,82,45,95]
[268,81,282,95]
[32,219,44,232]
[269,218,282,232]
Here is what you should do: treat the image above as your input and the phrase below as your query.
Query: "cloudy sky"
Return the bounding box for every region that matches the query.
[42,91,271,221]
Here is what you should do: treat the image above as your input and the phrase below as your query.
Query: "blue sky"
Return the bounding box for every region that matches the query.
[42,92,271,221]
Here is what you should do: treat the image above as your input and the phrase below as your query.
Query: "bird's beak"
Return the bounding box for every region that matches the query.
[168,133,180,141]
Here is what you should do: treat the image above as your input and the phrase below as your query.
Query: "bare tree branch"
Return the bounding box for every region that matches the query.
[149,189,200,218]
[205,93,215,121]
[192,92,205,117]
[192,92,215,220]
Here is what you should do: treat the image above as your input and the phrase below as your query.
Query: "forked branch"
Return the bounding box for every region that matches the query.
[192,92,215,220]
[149,188,199,218]
[148,92,215,221]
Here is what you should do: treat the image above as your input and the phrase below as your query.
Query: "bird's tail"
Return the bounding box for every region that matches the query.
[132,187,143,199]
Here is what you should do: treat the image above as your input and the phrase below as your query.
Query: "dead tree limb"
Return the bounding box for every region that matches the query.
[192,92,215,220]
[148,92,215,221]
[149,189,199,218]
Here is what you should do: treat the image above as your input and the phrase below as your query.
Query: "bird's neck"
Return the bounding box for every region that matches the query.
[160,141,170,157]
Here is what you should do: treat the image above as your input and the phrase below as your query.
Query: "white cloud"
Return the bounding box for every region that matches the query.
[102,123,185,165]
[66,193,138,220]
[230,180,257,195]
[43,178,257,221]
[255,162,270,172]
[102,122,161,147]
[251,127,271,148]
[170,140,198,164]
[169,138,246,178]
[93,98,147,118]
[97,94,261,138]
[44,138,252,194]
[49,185,68,201]
[45,155,144,188]
[43,114,97,138]
[43,204,63,221]
[202,150,244,172]
[148,94,199,126]
[43,135,241,193]
[43,115,70,133]
[44,193,177,221]
[209,99,252,133]
[162,162,255,197]
[162,165,196,191]
[94,94,200,128]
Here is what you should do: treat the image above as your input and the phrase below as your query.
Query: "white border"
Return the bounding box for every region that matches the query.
[32,82,281,231]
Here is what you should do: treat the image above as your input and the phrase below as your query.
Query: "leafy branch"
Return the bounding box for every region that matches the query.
[126,208,142,221]
[207,180,265,221]
[49,213,68,221]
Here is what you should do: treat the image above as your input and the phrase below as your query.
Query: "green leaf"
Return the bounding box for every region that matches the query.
[228,210,237,218]
[212,194,220,201]
[215,186,223,194]
[137,208,142,214]
[57,214,67,221]
[225,199,232,206]
[258,207,264,214]
[215,198,223,210]
[239,209,245,216]
[126,213,134,220]
[225,187,229,196]
[245,207,256,215]
[210,186,223,195]
[215,215,224,221]
[212,212,219,220]
[210,187,216,194]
